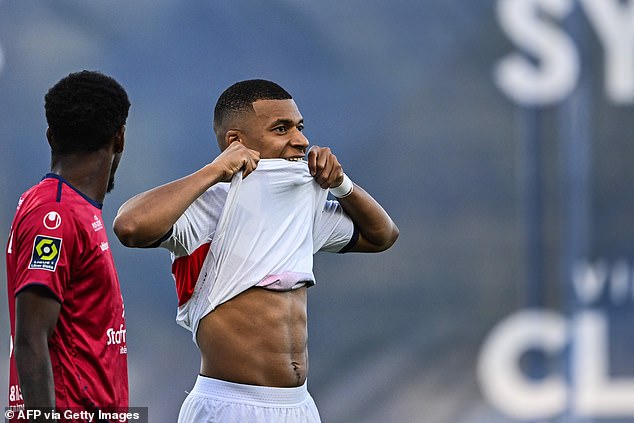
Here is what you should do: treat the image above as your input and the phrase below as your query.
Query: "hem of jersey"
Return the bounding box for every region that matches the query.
[14,282,62,303]
[145,227,173,249]
[338,224,359,253]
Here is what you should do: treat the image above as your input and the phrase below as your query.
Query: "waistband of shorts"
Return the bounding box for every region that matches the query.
[190,375,310,406]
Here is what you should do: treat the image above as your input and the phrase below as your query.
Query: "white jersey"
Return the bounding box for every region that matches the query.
[160,159,356,343]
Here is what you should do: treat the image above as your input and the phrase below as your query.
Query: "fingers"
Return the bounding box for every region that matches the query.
[216,143,343,186]
[213,142,260,181]
[307,146,319,176]
[307,146,344,189]
[241,149,260,178]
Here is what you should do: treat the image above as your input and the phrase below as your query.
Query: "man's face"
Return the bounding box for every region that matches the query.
[239,99,309,160]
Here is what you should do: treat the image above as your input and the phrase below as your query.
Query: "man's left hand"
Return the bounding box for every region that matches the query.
[307,146,344,189]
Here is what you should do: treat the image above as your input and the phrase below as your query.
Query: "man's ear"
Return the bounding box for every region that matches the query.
[113,126,125,154]
[225,129,241,147]
[46,127,54,147]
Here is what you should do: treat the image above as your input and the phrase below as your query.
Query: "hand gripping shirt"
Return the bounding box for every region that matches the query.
[160,159,357,343]
[5,174,128,416]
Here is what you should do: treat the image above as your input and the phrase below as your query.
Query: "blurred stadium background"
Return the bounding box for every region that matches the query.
[1,1,633,422]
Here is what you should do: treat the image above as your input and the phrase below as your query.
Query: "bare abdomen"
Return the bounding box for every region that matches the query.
[197,286,309,387]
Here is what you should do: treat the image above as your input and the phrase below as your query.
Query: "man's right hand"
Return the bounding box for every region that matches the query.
[211,142,260,182]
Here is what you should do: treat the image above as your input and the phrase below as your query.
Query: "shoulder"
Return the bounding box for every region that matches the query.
[13,191,95,245]
[190,182,230,216]
[205,182,230,200]
[163,182,230,255]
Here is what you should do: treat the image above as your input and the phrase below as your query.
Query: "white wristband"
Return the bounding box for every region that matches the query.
[329,173,354,198]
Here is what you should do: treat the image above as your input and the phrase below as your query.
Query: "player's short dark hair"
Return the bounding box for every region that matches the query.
[45,70,130,154]
[213,79,292,134]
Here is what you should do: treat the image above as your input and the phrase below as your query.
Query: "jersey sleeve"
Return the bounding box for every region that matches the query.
[313,199,357,253]
[11,204,77,302]
[159,186,227,257]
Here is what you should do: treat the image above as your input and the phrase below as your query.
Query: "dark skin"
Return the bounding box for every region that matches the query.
[114,99,398,387]
[14,127,124,416]
[14,286,59,414]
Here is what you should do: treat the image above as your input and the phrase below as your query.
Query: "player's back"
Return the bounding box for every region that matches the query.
[6,173,129,414]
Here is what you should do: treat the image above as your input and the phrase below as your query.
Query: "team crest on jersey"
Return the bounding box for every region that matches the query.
[29,235,62,272]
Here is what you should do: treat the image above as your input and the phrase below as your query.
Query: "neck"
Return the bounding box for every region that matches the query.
[50,150,114,204]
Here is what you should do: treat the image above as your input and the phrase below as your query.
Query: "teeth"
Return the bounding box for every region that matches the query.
[287,158,304,162]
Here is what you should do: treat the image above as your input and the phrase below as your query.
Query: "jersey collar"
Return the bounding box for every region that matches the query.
[43,173,104,209]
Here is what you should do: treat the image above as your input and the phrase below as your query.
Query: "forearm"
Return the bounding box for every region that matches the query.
[15,340,55,410]
[337,183,399,252]
[14,289,61,421]
[114,163,226,247]
[305,146,398,252]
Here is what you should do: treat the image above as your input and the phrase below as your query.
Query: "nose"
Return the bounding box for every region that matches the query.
[292,131,309,152]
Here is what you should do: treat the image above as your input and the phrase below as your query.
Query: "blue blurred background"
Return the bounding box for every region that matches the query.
[1,1,634,422]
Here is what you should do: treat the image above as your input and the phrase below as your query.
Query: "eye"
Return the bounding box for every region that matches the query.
[273,126,287,134]
[297,123,304,132]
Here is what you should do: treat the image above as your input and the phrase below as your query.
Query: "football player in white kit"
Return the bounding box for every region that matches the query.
[114,79,399,422]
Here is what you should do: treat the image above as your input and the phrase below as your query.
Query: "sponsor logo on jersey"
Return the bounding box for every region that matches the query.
[28,235,62,272]
[43,211,61,230]
[92,215,104,232]
[100,241,109,252]
[106,324,127,354]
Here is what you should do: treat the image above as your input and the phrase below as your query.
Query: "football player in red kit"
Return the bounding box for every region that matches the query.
[6,70,130,421]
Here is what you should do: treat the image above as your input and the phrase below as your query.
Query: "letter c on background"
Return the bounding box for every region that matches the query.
[476,309,567,420]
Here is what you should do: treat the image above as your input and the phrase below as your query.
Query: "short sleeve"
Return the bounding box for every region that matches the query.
[11,205,76,302]
[159,184,229,257]
[313,200,356,253]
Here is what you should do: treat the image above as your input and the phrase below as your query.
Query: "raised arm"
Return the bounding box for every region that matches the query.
[307,146,399,252]
[114,142,260,247]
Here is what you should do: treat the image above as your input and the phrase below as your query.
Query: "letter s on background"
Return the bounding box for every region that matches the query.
[494,0,579,105]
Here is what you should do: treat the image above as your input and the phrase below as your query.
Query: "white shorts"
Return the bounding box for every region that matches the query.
[177,375,322,423]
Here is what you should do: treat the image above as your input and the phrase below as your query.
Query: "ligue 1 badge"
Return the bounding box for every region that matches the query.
[29,235,62,271]
[43,211,61,230]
